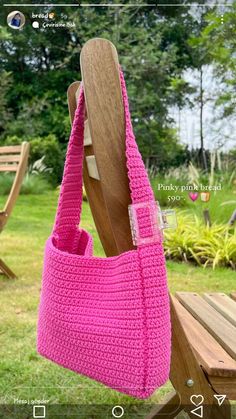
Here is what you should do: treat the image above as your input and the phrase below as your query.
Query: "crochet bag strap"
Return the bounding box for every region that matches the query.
[53,69,155,247]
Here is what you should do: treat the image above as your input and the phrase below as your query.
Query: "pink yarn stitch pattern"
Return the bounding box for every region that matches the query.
[37,70,171,399]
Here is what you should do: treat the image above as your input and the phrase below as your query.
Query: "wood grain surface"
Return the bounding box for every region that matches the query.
[176,292,236,360]
[67,80,121,256]
[80,38,134,255]
[174,294,236,377]
[203,293,236,327]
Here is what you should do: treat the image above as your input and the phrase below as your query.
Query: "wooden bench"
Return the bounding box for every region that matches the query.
[0,142,30,278]
[149,292,236,418]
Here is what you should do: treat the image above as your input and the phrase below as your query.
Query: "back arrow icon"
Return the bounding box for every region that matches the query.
[190,405,203,418]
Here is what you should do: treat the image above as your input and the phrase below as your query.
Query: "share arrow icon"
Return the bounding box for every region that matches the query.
[214,394,226,406]
[190,406,203,418]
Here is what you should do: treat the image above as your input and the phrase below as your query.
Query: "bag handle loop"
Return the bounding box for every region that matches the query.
[53,69,155,244]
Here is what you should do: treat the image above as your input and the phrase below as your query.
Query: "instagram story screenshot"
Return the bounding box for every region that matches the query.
[0,1,236,418]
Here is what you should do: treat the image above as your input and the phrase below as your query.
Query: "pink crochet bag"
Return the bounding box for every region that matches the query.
[37,70,171,399]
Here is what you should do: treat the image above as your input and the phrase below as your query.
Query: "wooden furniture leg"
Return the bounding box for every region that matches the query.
[0,258,16,279]
[147,297,231,419]
[146,297,230,419]
[146,391,182,419]
[171,298,231,419]
[0,142,29,279]
[81,38,134,256]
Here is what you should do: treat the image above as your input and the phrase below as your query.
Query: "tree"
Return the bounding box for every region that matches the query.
[0,2,201,179]
[189,3,236,154]
[0,26,13,134]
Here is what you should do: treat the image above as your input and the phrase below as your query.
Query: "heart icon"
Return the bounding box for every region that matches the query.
[190,394,204,406]
[189,192,198,202]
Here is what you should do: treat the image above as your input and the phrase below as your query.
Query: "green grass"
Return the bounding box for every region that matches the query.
[0,192,235,418]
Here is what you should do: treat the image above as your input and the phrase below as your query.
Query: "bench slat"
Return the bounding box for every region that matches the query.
[231,293,236,302]
[207,375,236,399]
[176,292,236,361]
[172,296,236,377]
[203,293,236,327]
[0,165,18,172]
[0,155,21,163]
[0,145,22,154]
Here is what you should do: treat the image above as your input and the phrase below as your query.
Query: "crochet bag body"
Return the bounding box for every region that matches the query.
[37,71,171,399]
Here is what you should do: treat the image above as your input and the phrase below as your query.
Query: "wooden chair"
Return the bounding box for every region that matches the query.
[0,142,30,278]
[68,38,236,419]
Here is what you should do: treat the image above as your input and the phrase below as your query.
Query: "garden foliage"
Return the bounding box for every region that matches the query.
[4,135,64,185]
[164,214,236,270]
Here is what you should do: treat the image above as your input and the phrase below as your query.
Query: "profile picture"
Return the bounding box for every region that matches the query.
[7,11,25,30]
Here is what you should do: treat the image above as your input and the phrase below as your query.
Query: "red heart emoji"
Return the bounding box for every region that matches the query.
[189,192,198,202]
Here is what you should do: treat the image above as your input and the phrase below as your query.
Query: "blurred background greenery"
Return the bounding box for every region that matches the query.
[0,2,235,181]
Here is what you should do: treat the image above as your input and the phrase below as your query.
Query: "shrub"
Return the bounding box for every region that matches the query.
[164,213,236,269]
[0,173,51,195]
[0,173,14,195]
[21,174,52,195]
[4,135,64,185]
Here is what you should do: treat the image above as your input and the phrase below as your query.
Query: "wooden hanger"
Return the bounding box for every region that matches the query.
[67,38,134,257]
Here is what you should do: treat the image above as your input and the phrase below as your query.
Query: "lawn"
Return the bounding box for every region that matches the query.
[0,192,235,418]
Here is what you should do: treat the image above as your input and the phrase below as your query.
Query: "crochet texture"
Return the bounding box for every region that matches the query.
[37,70,171,399]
